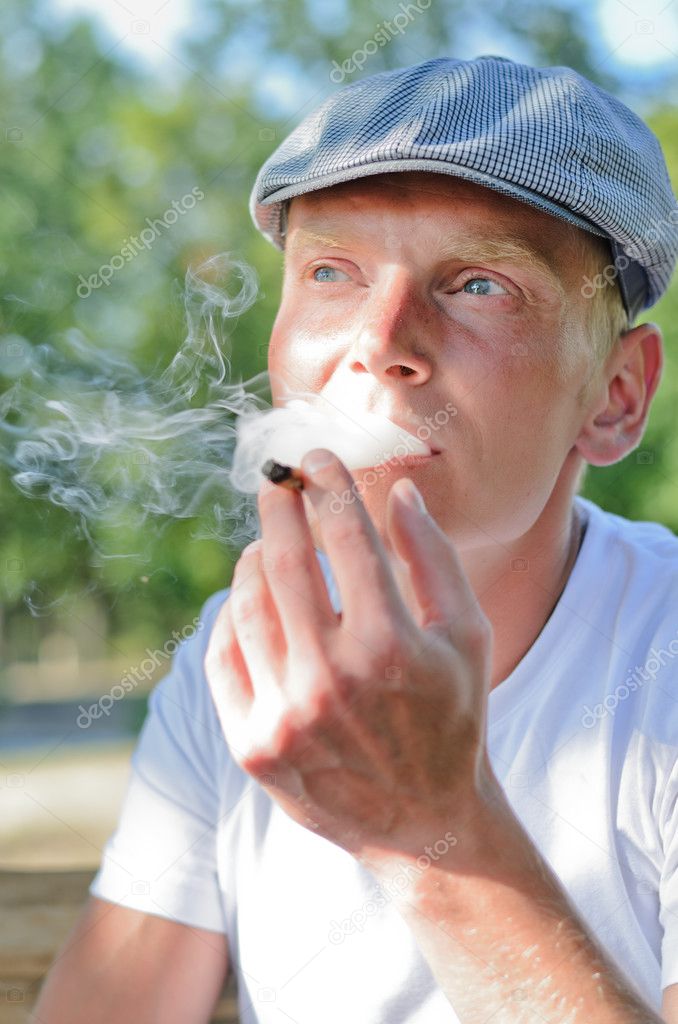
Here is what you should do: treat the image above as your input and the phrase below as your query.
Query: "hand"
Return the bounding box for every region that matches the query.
[204,449,496,864]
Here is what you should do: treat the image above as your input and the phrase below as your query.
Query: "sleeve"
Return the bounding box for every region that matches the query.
[659,754,678,988]
[89,588,233,934]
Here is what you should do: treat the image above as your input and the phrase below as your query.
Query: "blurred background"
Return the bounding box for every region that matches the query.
[1,0,677,872]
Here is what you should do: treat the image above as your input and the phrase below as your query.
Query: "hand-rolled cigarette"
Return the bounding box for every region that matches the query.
[261,458,305,491]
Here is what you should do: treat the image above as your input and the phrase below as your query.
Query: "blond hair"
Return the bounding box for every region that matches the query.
[569,229,634,493]
[576,229,631,367]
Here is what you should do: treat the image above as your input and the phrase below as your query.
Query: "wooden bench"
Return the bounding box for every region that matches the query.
[0,871,239,1023]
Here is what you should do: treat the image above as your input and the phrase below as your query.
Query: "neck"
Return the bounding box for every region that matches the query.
[475,500,584,690]
[454,454,589,690]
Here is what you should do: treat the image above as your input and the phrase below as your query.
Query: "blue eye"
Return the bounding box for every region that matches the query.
[462,277,507,296]
[313,266,349,282]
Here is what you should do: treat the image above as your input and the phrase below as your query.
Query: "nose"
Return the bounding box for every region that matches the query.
[346,267,433,384]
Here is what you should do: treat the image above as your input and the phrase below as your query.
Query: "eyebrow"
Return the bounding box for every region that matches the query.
[287,226,566,300]
[287,228,347,252]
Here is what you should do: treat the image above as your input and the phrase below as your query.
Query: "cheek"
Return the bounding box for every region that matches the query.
[268,318,338,402]
[523,314,589,389]
[490,322,577,411]
[465,342,579,475]
[268,302,310,376]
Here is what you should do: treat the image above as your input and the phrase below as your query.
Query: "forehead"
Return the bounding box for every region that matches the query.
[285,173,593,298]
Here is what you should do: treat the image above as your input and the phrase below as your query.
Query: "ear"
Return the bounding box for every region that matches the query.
[574,322,663,467]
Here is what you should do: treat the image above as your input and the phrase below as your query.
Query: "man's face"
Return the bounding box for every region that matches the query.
[268,172,600,551]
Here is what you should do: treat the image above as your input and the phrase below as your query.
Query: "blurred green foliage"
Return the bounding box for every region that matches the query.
[0,0,677,687]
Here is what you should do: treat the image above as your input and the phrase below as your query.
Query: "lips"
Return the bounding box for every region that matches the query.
[382,415,443,456]
[368,450,441,471]
[389,452,438,464]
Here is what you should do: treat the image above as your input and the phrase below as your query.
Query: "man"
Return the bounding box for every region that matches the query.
[36,55,678,1024]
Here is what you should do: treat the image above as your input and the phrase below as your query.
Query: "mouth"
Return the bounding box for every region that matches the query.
[381,416,444,458]
[395,450,440,462]
[370,450,441,469]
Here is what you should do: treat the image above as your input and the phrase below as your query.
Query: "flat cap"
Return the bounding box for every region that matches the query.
[250,55,678,320]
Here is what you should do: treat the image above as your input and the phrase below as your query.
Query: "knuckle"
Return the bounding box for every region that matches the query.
[374,640,403,675]
[229,587,262,625]
[370,618,405,658]
[286,665,340,722]
[290,686,336,726]
[204,632,234,680]
[269,543,307,576]
[241,751,277,778]
[328,514,372,550]
[340,624,403,681]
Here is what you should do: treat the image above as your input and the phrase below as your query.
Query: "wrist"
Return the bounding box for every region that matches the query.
[361,763,518,892]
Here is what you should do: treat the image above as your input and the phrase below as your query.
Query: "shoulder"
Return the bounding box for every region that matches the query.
[577,494,678,560]
[578,499,678,740]
[577,495,678,608]
[164,586,231,677]
[142,587,232,755]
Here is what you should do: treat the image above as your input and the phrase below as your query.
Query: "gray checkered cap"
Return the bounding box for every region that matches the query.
[249,56,678,321]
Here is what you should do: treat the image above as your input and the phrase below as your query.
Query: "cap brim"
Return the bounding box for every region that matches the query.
[255,157,609,244]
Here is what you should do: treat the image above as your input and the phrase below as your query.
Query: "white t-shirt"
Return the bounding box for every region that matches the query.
[90,495,678,1021]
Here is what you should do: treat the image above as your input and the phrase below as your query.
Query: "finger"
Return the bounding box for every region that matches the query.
[228,539,287,702]
[204,595,254,760]
[257,476,341,656]
[387,477,489,641]
[298,449,410,637]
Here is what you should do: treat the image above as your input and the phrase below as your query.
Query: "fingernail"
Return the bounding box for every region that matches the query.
[399,478,428,516]
[242,539,263,557]
[303,449,335,474]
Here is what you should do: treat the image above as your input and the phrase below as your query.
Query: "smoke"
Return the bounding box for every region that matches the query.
[1,253,269,560]
[231,399,430,492]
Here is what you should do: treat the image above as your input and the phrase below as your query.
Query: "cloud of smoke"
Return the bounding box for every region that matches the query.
[0,253,268,561]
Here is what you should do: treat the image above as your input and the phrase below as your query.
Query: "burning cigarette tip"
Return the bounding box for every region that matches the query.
[260,458,305,491]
